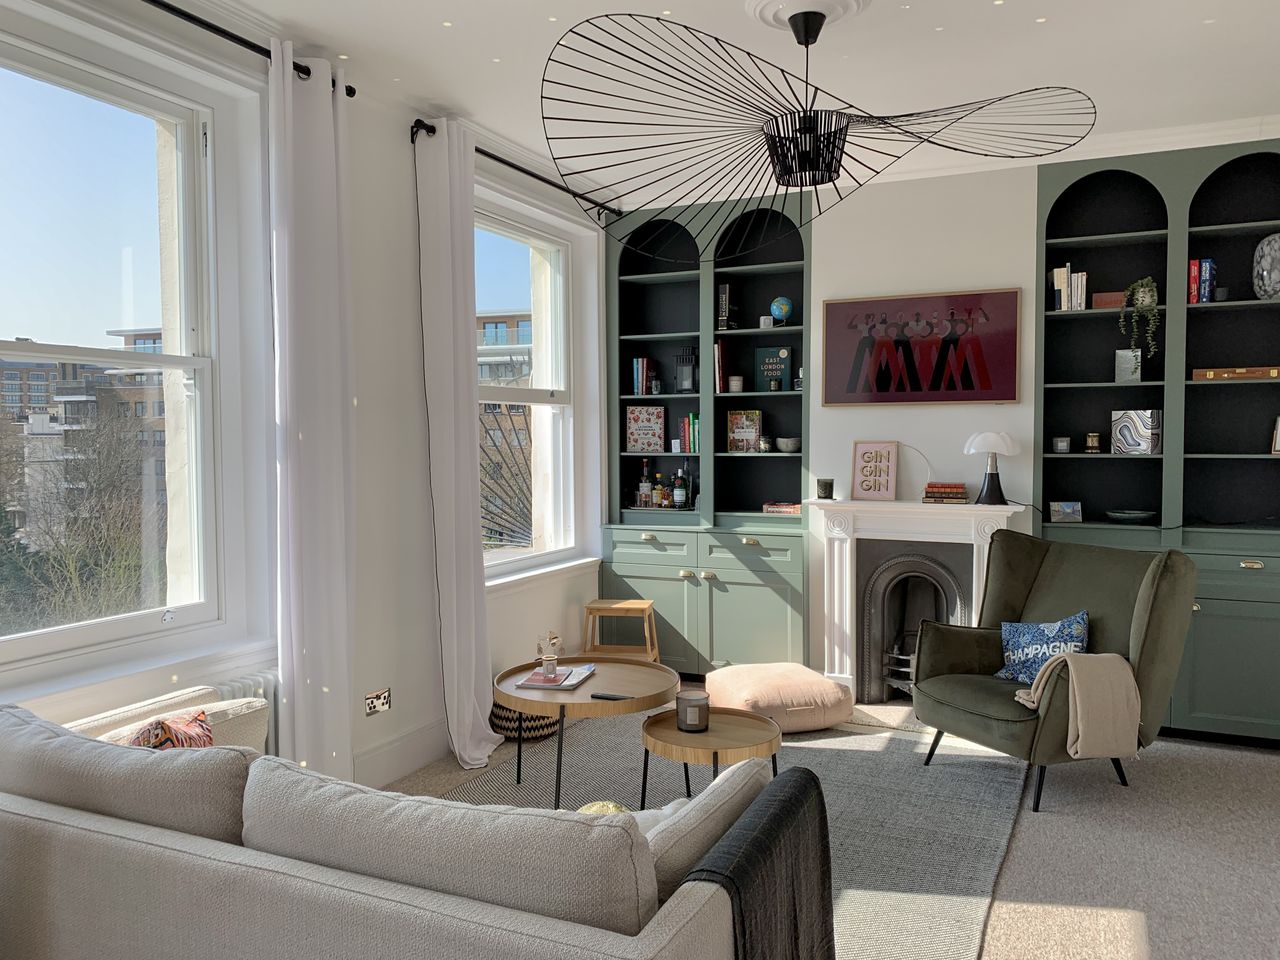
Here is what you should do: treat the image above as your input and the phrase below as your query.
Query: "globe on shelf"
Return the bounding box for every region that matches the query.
[770,296,793,324]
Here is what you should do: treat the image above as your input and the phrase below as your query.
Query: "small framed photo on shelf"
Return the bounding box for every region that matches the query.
[851,440,898,500]
[1049,501,1083,523]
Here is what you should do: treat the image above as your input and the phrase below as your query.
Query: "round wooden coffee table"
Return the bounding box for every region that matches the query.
[640,707,782,809]
[494,655,679,809]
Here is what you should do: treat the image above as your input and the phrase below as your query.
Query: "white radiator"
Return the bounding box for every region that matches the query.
[212,669,281,756]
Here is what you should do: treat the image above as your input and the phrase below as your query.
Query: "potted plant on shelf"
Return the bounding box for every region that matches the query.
[1115,276,1160,382]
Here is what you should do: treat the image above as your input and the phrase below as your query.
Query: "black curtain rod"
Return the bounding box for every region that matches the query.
[411,119,620,219]
[140,0,356,98]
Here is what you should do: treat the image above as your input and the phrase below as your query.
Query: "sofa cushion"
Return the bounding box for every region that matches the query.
[0,704,255,844]
[646,758,771,902]
[241,756,659,935]
[705,662,852,733]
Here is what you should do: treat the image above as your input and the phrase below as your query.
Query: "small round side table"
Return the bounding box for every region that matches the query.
[640,707,781,809]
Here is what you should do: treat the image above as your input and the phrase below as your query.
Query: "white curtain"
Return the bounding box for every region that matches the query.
[269,41,356,778]
[413,119,503,769]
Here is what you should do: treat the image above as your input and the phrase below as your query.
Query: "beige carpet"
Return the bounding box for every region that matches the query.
[390,725,1280,960]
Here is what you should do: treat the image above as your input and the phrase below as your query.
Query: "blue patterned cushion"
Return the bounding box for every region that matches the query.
[996,610,1089,685]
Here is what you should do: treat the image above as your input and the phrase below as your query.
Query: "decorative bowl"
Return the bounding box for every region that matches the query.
[1105,510,1157,525]
[776,437,801,453]
[1254,233,1280,300]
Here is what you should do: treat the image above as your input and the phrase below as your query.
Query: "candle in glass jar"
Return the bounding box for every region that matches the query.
[676,690,709,732]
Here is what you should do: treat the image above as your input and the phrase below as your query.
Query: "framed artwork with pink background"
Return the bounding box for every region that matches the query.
[822,289,1020,405]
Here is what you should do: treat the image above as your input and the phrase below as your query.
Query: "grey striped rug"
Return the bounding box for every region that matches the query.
[443,713,1025,960]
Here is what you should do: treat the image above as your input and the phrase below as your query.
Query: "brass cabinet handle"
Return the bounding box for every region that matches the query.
[1240,560,1265,570]
[1192,603,1201,612]
[741,536,760,546]
[678,569,695,578]
[640,533,657,542]
[701,571,717,580]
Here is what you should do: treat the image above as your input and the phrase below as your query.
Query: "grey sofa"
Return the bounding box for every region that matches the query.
[0,702,758,960]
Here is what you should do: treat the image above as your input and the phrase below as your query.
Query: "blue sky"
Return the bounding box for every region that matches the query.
[475,228,531,313]
[1,63,530,351]
[0,65,162,348]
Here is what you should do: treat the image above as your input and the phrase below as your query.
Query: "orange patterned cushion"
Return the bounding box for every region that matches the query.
[127,710,214,750]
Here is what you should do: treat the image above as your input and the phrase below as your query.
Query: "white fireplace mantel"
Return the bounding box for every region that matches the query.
[805,499,1024,690]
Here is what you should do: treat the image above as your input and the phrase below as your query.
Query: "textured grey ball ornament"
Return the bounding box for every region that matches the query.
[1254,233,1280,300]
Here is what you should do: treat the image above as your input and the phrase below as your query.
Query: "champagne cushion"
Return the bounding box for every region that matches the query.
[705,662,853,733]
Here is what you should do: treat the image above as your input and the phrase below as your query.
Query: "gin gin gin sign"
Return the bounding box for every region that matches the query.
[852,441,898,501]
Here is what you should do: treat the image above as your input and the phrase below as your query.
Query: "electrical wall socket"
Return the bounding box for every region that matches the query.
[364,688,391,716]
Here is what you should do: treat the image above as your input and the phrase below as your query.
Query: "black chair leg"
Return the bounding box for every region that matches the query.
[923,729,944,766]
[1031,764,1047,812]
[1111,757,1129,787]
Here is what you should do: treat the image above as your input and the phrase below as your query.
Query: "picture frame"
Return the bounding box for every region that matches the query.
[822,288,1020,405]
[726,410,762,453]
[1272,416,1280,455]
[1049,501,1083,523]
[851,441,898,500]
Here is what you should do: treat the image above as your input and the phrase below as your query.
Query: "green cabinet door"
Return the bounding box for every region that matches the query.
[600,562,706,674]
[1170,599,1280,739]
[701,568,804,668]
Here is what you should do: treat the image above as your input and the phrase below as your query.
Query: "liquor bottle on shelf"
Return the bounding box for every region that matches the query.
[653,472,665,508]
[672,469,687,509]
[637,458,652,508]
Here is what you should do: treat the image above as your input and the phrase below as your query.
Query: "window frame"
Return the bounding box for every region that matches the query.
[476,166,604,583]
[0,3,273,700]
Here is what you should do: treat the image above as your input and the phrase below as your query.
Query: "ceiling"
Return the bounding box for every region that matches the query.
[219,0,1279,174]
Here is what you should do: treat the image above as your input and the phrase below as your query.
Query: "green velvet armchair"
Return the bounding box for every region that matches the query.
[913,529,1196,811]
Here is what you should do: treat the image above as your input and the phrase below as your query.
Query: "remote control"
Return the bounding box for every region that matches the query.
[590,692,633,701]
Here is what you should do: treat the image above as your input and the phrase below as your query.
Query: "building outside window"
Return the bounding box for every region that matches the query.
[474,217,572,566]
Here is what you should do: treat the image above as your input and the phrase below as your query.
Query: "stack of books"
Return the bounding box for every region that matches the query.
[678,412,700,453]
[631,358,654,395]
[515,663,596,691]
[1050,264,1088,311]
[1188,258,1217,303]
[922,482,969,504]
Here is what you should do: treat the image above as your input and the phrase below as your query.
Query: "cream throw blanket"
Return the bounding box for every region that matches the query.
[1014,652,1140,759]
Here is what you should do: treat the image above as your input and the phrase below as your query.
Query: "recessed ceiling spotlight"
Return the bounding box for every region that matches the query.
[442,20,453,27]
[548,16,558,21]
[337,54,350,59]
[993,0,1004,5]
[392,77,401,82]
[934,25,944,31]
[1202,17,1216,23]
[900,3,910,7]
[662,9,672,14]
[1035,16,1047,22]
[492,57,502,62]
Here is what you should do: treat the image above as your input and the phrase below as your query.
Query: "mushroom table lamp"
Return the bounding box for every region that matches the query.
[963,431,1020,506]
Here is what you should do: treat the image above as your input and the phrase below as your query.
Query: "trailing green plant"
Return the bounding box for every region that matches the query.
[1119,276,1161,358]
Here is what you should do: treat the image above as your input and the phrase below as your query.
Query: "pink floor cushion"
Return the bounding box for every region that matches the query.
[705,663,853,733]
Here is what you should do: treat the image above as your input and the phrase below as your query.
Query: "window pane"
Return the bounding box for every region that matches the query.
[0,65,184,353]
[0,354,201,637]
[474,226,565,392]
[478,402,567,563]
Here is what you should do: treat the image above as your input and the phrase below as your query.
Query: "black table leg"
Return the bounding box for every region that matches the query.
[712,751,719,779]
[640,749,650,810]
[683,763,692,799]
[515,711,523,785]
[772,753,778,777]
[552,705,566,810]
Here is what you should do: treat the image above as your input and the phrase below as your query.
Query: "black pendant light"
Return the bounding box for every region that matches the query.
[541,11,1096,262]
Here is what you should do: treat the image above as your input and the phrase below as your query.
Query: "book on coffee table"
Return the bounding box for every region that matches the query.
[516,663,596,690]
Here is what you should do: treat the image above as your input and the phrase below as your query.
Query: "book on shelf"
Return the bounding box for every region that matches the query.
[1050,264,1087,310]
[1092,291,1126,309]
[1188,259,1200,304]
[625,406,665,452]
[754,346,793,392]
[632,357,656,395]
[922,497,972,504]
[726,410,761,451]
[678,413,700,454]
[714,341,725,394]
[762,502,801,515]
[1199,258,1216,303]
[515,663,597,691]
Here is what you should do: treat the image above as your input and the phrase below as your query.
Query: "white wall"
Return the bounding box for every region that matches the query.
[808,165,1040,510]
[805,165,1039,665]
[485,560,600,673]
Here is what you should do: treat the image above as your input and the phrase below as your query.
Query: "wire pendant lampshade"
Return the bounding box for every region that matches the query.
[541,12,1096,262]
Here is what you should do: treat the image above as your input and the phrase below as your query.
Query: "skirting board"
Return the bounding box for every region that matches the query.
[354,717,450,788]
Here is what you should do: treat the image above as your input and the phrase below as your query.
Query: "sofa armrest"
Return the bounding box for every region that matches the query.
[915,621,1004,683]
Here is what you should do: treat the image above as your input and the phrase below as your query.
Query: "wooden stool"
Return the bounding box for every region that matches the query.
[582,599,660,663]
